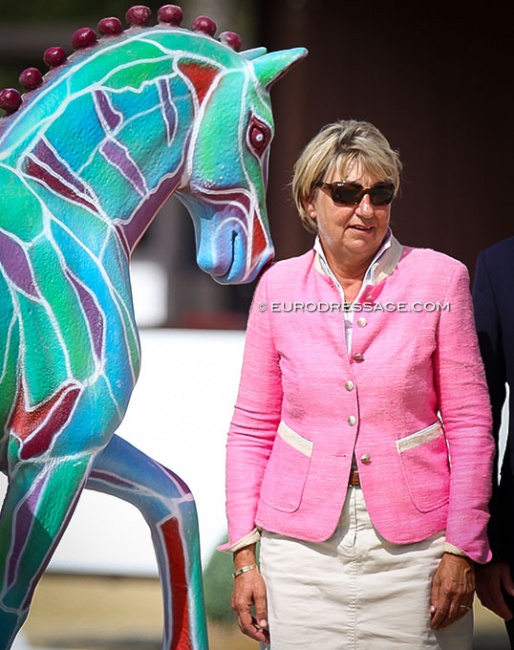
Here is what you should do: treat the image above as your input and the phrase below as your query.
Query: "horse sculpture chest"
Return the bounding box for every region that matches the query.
[0,5,306,648]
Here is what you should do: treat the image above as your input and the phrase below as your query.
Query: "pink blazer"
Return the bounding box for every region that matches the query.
[224,237,494,563]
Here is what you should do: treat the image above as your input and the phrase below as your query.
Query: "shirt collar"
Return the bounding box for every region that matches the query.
[314,228,394,286]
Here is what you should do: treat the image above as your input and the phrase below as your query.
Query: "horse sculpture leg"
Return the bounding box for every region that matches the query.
[87,435,209,650]
[0,453,93,649]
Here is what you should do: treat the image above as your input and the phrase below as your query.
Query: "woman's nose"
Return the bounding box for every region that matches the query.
[355,193,373,216]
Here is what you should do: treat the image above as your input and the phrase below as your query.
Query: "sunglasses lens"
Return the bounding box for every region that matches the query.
[322,181,395,206]
[369,183,395,206]
[331,183,363,205]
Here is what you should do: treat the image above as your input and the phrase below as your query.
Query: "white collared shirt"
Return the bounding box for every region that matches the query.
[314,229,392,352]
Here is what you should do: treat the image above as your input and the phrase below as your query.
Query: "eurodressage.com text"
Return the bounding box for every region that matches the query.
[256,301,451,314]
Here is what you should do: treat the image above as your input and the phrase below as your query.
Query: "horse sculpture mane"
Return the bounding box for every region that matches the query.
[0,6,244,115]
[0,6,306,649]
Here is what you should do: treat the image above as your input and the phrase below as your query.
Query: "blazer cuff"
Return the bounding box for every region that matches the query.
[442,542,468,558]
[217,528,261,553]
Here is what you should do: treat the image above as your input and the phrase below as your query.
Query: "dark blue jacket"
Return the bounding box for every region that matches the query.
[473,237,514,561]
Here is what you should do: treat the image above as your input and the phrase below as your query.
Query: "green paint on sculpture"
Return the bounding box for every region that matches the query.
[0,4,306,650]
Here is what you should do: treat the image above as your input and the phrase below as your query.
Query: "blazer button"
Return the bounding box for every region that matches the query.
[348,415,356,426]
[357,317,367,327]
[353,353,364,362]
[360,454,371,464]
[345,380,354,391]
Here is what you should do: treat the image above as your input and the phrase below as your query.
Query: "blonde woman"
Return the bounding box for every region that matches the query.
[222,120,494,649]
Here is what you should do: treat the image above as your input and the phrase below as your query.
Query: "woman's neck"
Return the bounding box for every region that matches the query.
[323,249,376,302]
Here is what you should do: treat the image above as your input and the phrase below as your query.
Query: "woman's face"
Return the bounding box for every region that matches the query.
[306,163,391,269]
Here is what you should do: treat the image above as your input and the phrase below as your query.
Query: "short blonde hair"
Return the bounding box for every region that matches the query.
[292,120,402,233]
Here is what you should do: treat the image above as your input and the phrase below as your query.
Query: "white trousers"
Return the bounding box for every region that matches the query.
[259,487,472,650]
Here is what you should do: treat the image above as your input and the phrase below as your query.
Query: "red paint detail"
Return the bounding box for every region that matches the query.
[9,382,81,460]
[125,6,152,27]
[177,62,218,106]
[247,115,271,158]
[191,16,217,37]
[71,28,97,51]
[219,31,242,52]
[0,88,22,113]
[160,517,192,650]
[251,211,267,265]
[19,68,43,91]
[98,17,123,36]
[158,5,183,26]
[24,157,98,212]
[44,47,67,68]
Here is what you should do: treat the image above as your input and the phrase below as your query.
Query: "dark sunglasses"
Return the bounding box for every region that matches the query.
[319,181,395,206]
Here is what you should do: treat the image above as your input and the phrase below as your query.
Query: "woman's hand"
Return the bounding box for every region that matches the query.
[231,545,269,643]
[430,553,475,629]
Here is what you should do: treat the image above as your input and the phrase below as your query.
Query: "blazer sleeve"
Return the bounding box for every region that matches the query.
[433,263,494,562]
[473,251,508,560]
[222,271,283,549]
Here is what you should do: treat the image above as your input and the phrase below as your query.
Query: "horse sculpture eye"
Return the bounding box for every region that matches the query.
[247,116,271,157]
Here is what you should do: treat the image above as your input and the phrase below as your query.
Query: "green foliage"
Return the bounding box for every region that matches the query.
[202,535,235,624]
[203,534,261,625]
[0,67,19,90]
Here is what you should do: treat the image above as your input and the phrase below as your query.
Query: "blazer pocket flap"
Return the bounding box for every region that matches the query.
[278,421,313,457]
[396,421,444,454]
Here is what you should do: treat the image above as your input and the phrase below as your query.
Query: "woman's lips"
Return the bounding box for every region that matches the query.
[349,224,373,232]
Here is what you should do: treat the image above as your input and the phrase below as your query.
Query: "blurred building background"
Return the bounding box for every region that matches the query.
[2,0,512,329]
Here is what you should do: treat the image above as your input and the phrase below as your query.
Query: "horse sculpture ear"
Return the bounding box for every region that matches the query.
[252,47,308,89]
[241,47,269,60]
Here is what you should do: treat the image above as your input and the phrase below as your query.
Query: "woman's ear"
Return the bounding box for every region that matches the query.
[305,200,316,220]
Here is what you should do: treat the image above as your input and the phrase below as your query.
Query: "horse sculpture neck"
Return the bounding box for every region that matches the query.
[0,6,306,414]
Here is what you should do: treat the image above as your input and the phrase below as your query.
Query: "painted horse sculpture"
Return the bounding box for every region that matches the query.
[0,5,306,648]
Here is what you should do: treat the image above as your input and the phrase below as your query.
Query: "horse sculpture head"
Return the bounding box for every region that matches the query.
[177,44,305,283]
[0,5,307,285]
